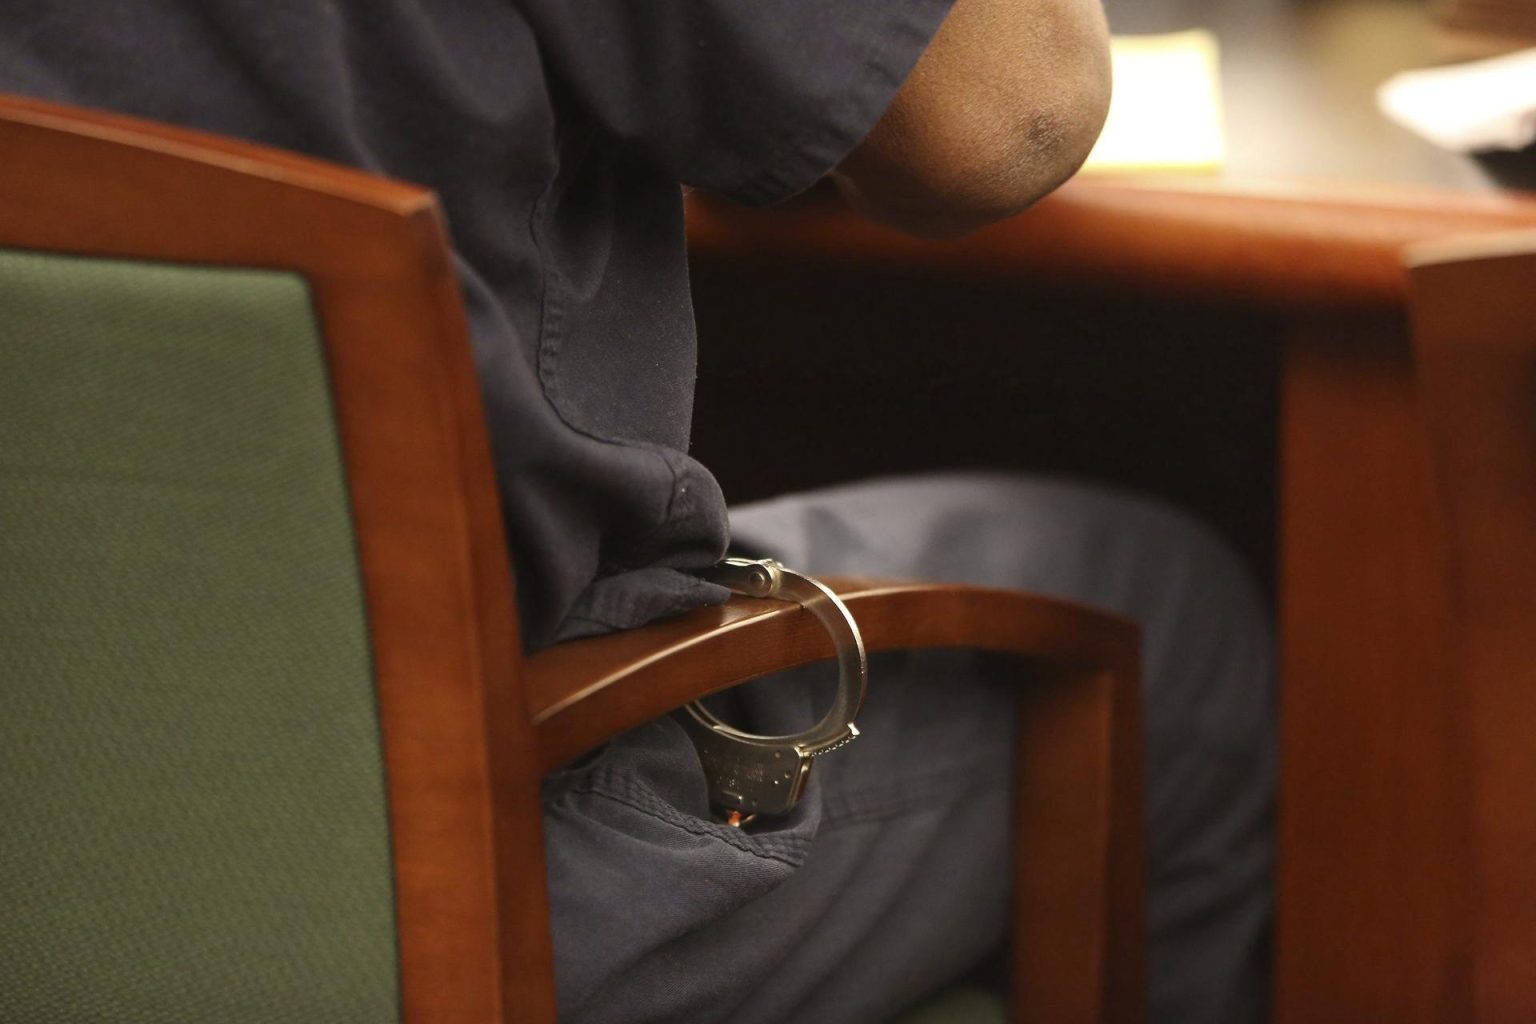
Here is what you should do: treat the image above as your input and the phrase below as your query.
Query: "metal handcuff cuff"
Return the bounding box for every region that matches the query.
[676,558,867,825]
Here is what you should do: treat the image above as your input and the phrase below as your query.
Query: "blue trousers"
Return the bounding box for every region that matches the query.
[544,474,1275,1023]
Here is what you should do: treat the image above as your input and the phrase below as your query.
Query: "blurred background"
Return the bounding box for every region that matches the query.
[1096,0,1536,188]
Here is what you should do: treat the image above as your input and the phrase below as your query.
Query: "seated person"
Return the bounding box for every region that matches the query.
[1,0,1272,1020]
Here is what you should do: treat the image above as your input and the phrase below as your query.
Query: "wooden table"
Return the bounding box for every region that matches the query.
[688,3,1536,1019]
[1206,3,1534,1020]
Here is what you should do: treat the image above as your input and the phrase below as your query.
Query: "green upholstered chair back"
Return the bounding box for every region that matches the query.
[0,247,401,1021]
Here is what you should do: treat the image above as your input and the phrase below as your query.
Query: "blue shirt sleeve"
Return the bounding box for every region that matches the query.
[515,0,955,205]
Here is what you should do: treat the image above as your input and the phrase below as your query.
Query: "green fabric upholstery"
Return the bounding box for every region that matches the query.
[886,985,1008,1024]
[0,249,400,1022]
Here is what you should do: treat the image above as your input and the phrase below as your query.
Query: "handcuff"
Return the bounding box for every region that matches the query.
[676,558,867,825]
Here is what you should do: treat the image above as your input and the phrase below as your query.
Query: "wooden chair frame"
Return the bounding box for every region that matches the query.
[0,94,552,1021]
[0,95,1147,1023]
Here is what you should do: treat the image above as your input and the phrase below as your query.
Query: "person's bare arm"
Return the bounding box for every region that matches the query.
[831,0,1111,238]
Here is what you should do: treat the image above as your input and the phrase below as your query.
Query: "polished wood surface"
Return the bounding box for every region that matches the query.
[1014,662,1147,1024]
[1411,233,1536,1022]
[530,581,1146,1024]
[1276,316,1468,1022]
[689,179,1536,311]
[0,94,556,1024]
[529,580,1135,770]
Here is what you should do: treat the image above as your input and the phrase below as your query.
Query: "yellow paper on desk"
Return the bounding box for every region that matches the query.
[1081,30,1226,174]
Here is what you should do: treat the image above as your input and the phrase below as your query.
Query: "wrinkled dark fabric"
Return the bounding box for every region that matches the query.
[545,650,1019,1024]
[0,0,952,648]
[545,476,1275,1024]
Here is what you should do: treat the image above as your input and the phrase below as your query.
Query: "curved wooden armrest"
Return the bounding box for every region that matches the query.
[527,578,1147,1022]
[525,578,1137,775]
[687,177,1536,312]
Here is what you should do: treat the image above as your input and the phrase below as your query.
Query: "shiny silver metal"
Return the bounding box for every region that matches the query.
[677,557,867,818]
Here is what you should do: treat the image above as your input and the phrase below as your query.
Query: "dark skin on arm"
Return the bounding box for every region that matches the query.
[832,0,1112,238]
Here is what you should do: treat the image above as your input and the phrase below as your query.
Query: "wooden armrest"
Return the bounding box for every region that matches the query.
[525,577,1136,774]
[687,177,1536,312]
[526,578,1146,1022]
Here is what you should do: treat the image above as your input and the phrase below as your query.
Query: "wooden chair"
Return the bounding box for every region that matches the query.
[684,175,1536,1022]
[0,95,1146,1023]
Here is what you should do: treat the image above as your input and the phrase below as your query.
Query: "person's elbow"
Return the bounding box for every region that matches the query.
[832,0,1112,239]
[867,84,1109,239]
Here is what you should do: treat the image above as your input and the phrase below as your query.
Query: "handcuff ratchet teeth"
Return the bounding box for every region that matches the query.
[676,557,868,821]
